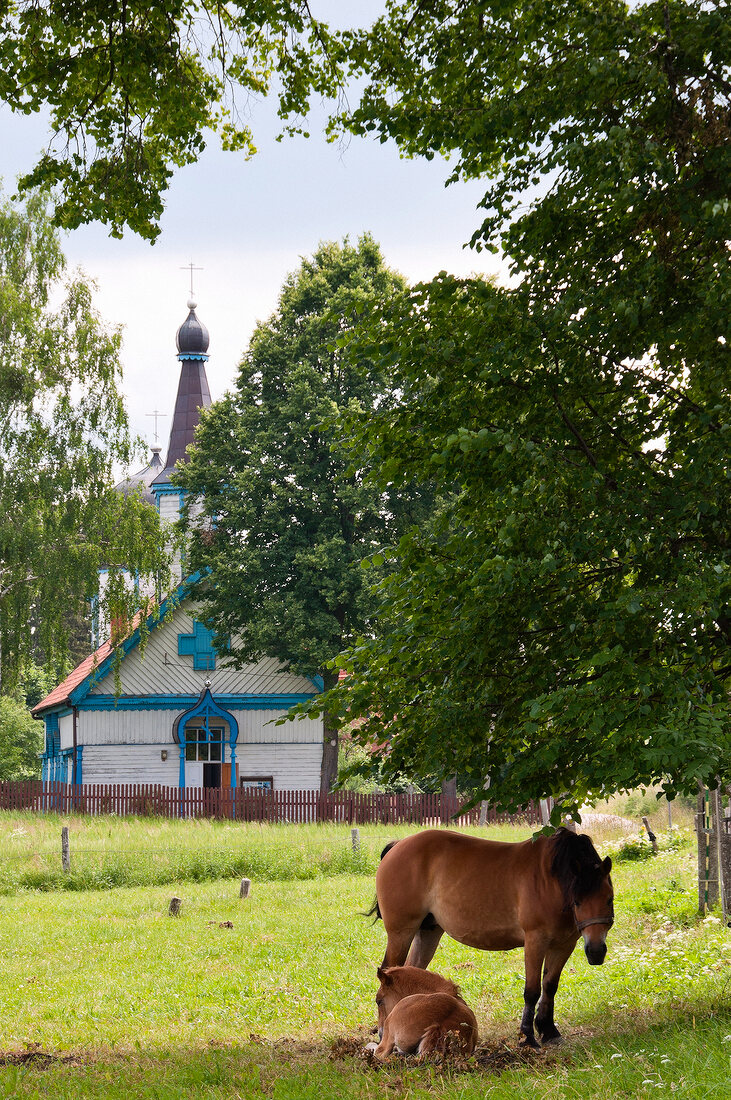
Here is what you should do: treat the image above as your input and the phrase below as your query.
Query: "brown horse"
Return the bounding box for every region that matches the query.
[370,827,613,1048]
[367,965,478,1060]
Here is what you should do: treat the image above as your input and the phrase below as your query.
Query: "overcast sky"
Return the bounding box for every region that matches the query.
[1,40,507,471]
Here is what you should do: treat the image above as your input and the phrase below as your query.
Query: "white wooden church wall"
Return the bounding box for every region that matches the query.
[158,494,184,581]
[87,605,318,699]
[81,744,180,786]
[158,494,181,522]
[76,701,323,788]
[78,718,322,788]
[77,707,320,746]
[80,740,322,789]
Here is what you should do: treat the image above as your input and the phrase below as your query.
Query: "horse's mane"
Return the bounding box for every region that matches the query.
[549,827,607,909]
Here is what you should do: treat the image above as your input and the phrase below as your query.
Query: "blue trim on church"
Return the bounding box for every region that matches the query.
[172,688,240,792]
[178,621,217,670]
[172,688,239,740]
[77,693,315,711]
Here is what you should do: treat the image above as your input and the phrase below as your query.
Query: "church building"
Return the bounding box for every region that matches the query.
[32,297,325,791]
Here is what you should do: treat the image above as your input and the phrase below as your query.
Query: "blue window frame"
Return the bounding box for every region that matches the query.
[178,621,217,670]
[184,724,225,762]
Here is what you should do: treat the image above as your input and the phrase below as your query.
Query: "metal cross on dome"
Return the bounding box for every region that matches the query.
[180,262,203,298]
[145,408,167,442]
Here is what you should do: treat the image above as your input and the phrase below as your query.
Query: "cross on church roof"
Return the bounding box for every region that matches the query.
[180,262,203,299]
[145,408,167,442]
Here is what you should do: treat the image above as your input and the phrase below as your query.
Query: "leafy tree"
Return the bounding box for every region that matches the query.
[0,0,339,239]
[1,0,728,816]
[19,662,60,710]
[336,736,378,795]
[1,0,726,259]
[0,189,171,692]
[284,0,728,820]
[321,265,729,818]
[0,697,43,780]
[176,236,432,791]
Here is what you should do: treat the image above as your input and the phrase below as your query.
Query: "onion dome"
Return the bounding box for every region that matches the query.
[175,297,209,360]
[152,296,212,493]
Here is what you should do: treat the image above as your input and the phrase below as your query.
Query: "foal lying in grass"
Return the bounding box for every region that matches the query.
[366,965,479,1061]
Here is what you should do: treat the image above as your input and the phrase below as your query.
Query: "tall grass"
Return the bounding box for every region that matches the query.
[0,812,533,893]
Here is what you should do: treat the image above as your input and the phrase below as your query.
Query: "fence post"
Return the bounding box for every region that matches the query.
[61,826,70,872]
[351,827,360,853]
[697,785,720,913]
[712,786,731,924]
[539,798,553,826]
[642,816,658,853]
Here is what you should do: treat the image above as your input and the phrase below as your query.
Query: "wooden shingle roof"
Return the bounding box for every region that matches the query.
[32,638,115,716]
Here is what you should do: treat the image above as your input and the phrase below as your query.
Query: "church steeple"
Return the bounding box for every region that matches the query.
[151,295,212,497]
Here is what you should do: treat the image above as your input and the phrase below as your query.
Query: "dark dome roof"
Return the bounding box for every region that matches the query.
[115,447,163,506]
[176,299,209,357]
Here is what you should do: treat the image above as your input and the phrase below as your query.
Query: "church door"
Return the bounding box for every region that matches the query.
[222,763,240,787]
[203,763,221,788]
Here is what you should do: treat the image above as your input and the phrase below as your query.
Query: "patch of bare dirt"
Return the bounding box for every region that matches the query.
[329,1031,558,1075]
[0,1047,84,1069]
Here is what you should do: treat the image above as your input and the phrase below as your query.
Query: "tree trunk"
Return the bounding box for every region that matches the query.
[441,776,458,824]
[320,708,339,795]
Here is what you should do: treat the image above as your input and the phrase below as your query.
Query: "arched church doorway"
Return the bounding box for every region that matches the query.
[172,687,239,789]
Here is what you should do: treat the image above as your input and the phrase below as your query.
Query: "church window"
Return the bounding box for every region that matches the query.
[184,725,224,762]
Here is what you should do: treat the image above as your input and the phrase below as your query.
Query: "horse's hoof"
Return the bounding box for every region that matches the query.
[541,1034,564,1047]
[519,1036,541,1051]
[364,1042,378,1053]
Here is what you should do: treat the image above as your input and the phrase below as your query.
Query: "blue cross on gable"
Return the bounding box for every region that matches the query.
[178,622,217,671]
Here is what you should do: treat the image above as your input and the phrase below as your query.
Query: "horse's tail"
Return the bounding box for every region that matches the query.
[365,896,381,922]
[364,840,399,922]
[417,1024,445,1056]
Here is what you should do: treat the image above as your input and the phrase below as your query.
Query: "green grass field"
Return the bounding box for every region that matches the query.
[0,810,729,1099]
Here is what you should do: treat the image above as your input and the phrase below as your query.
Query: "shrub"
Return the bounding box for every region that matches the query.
[660,827,685,853]
[611,833,656,862]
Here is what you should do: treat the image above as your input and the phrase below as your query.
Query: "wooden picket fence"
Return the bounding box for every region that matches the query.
[0,780,540,826]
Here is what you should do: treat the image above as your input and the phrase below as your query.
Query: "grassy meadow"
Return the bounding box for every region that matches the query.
[1,805,730,1099]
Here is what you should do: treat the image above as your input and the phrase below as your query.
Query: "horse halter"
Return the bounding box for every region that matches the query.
[574,904,614,934]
